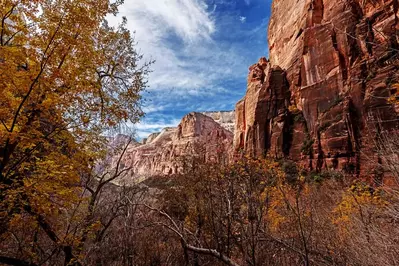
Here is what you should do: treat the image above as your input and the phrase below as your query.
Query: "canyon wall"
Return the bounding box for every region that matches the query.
[235,0,399,175]
[202,111,235,132]
[112,112,233,183]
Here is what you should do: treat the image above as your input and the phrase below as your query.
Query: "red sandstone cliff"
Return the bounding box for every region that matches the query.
[112,112,233,183]
[235,0,399,175]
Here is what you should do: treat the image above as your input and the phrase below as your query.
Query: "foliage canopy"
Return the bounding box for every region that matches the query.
[0,0,150,264]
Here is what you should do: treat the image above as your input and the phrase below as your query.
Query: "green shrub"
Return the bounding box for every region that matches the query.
[281,160,299,184]
[308,170,344,184]
[294,113,305,123]
[301,137,314,155]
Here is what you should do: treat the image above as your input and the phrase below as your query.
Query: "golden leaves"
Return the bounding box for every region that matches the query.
[0,1,149,255]
[388,83,399,105]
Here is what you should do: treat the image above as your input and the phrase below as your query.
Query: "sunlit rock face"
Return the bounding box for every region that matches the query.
[235,0,399,175]
[202,111,235,133]
[142,132,161,145]
[112,113,233,183]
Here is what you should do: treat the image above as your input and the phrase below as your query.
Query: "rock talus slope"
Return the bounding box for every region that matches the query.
[235,0,399,175]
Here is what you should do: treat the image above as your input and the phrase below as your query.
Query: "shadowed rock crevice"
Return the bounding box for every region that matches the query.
[366,18,375,55]
[331,28,349,81]
[316,130,324,171]
[282,112,294,157]
[234,58,291,158]
[308,0,324,26]
[347,98,362,175]
[264,120,271,156]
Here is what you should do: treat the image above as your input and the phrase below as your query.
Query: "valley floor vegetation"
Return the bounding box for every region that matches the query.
[136,151,399,266]
[1,0,399,266]
[2,133,399,266]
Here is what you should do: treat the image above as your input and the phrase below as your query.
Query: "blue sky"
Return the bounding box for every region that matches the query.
[109,0,272,139]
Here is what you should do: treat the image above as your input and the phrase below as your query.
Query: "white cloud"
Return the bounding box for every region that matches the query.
[129,0,215,42]
[239,16,246,23]
[136,122,178,131]
[107,0,213,90]
[136,131,154,139]
[107,0,250,93]
[134,118,181,139]
[142,104,166,114]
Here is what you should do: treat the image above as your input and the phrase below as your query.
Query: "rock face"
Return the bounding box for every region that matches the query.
[235,0,399,175]
[142,132,161,145]
[201,111,235,132]
[114,113,233,183]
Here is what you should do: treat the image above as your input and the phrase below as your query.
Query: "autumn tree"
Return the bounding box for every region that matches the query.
[0,0,151,265]
[150,157,302,266]
[148,157,391,266]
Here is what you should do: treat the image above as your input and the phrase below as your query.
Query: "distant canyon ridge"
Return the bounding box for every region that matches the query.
[112,0,399,182]
[109,111,235,183]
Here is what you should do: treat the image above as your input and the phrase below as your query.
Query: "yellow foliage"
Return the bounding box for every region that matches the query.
[332,182,390,238]
[288,104,300,114]
[388,84,399,105]
[0,0,150,260]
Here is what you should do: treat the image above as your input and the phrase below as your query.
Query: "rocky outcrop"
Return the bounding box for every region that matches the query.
[202,111,235,132]
[234,58,291,157]
[235,0,399,175]
[113,113,233,183]
[142,132,161,144]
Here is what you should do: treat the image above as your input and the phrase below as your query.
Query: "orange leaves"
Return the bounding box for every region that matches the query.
[388,83,399,105]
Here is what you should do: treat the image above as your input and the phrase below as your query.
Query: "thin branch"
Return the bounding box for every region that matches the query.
[0,119,9,132]
[185,244,241,266]
[0,4,17,46]
[144,204,241,266]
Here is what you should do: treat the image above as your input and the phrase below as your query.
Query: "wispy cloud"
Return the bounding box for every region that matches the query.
[134,118,181,139]
[136,121,180,131]
[132,0,215,42]
[142,103,166,114]
[108,0,211,90]
[108,0,253,93]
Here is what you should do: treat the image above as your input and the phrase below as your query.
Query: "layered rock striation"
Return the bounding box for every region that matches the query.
[113,113,233,183]
[235,0,399,175]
